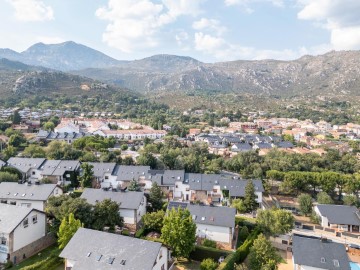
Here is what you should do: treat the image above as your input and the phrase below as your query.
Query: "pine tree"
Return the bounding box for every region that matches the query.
[128,179,141,191]
[79,163,94,189]
[58,213,83,249]
[149,182,163,211]
[244,181,258,212]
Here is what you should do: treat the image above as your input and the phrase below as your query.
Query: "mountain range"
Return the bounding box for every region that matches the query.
[0,41,360,98]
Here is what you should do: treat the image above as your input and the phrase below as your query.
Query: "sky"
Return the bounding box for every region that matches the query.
[1,0,360,62]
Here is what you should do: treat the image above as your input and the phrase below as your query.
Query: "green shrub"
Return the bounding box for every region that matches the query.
[4,260,13,269]
[135,228,145,238]
[200,258,219,270]
[121,229,130,236]
[203,239,217,248]
[238,226,249,243]
[190,246,231,262]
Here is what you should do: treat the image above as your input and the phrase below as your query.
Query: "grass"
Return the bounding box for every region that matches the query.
[174,259,201,270]
[9,244,62,270]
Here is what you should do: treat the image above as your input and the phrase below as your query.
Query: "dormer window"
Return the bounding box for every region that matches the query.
[321,257,326,263]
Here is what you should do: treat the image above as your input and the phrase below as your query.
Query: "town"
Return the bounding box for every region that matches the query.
[0,109,360,270]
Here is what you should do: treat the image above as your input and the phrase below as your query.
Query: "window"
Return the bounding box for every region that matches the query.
[21,203,31,208]
[0,200,7,204]
[32,215,38,224]
[105,176,109,180]
[161,264,165,270]
[23,218,29,228]
[32,171,35,175]
[1,237,6,245]
[10,201,16,205]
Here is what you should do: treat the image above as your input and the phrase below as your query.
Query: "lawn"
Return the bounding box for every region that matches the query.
[174,259,201,270]
[9,244,63,270]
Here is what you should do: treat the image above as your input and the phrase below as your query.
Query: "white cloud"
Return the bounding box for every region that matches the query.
[192,18,227,35]
[7,0,54,22]
[224,0,284,8]
[297,0,360,50]
[96,0,206,53]
[175,30,190,50]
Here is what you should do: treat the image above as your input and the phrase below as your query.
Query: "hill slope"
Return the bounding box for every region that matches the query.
[0,41,122,71]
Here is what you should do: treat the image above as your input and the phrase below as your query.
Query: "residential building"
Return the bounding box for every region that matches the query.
[292,235,351,270]
[314,204,360,232]
[0,204,47,264]
[59,228,168,270]
[0,182,62,211]
[7,157,46,181]
[39,160,80,185]
[168,202,236,244]
[80,188,146,230]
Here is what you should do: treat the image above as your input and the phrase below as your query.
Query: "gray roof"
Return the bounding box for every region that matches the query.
[0,182,58,201]
[292,235,351,270]
[220,179,264,197]
[167,202,236,228]
[81,188,145,210]
[51,160,80,176]
[39,160,61,175]
[316,204,360,226]
[255,142,273,149]
[188,205,236,228]
[59,228,162,270]
[115,165,150,181]
[88,162,117,178]
[0,159,5,167]
[0,204,42,233]
[7,157,46,173]
[232,143,252,152]
[276,141,294,148]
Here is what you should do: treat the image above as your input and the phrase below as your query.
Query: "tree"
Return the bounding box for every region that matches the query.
[257,209,294,236]
[8,134,25,147]
[0,172,18,182]
[298,194,313,216]
[200,258,218,270]
[12,110,21,124]
[231,198,247,214]
[161,207,196,258]
[244,181,258,212]
[57,213,83,249]
[148,182,163,211]
[137,152,157,169]
[2,145,17,160]
[92,199,123,230]
[128,179,141,191]
[143,210,165,232]
[316,192,333,204]
[248,234,281,270]
[23,144,46,158]
[43,121,55,131]
[79,163,94,189]
[122,156,135,165]
[343,195,358,206]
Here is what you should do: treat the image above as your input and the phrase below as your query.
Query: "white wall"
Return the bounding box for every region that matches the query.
[4,200,44,211]
[196,223,232,244]
[314,206,329,227]
[256,191,262,204]
[136,196,147,224]
[152,246,168,270]
[0,233,10,263]
[121,209,135,225]
[12,211,46,251]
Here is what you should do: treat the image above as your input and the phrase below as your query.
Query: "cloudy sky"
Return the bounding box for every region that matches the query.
[1,0,360,62]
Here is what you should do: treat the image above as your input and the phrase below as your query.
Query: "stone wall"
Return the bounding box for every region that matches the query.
[9,233,56,265]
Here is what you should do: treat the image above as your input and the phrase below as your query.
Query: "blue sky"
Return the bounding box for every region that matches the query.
[1,0,360,62]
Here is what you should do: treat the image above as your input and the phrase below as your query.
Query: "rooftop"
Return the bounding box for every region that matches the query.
[59,228,162,270]
[316,204,360,226]
[0,182,58,201]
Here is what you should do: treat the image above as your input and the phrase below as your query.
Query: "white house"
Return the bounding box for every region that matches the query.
[80,188,147,230]
[292,235,351,270]
[168,202,236,245]
[314,204,360,232]
[7,157,46,182]
[0,182,62,211]
[60,228,169,270]
[0,204,47,264]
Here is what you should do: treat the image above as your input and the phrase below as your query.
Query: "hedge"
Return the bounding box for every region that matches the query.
[190,246,232,262]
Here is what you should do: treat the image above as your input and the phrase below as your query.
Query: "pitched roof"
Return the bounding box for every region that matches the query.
[167,202,236,228]
[316,204,360,226]
[88,162,117,178]
[0,204,42,233]
[292,235,351,270]
[7,157,46,173]
[0,182,58,201]
[51,160,80,176]
[115,165,150,181]
[188,205,236,228]
[59,228,162,270]
[81,188,145,210]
